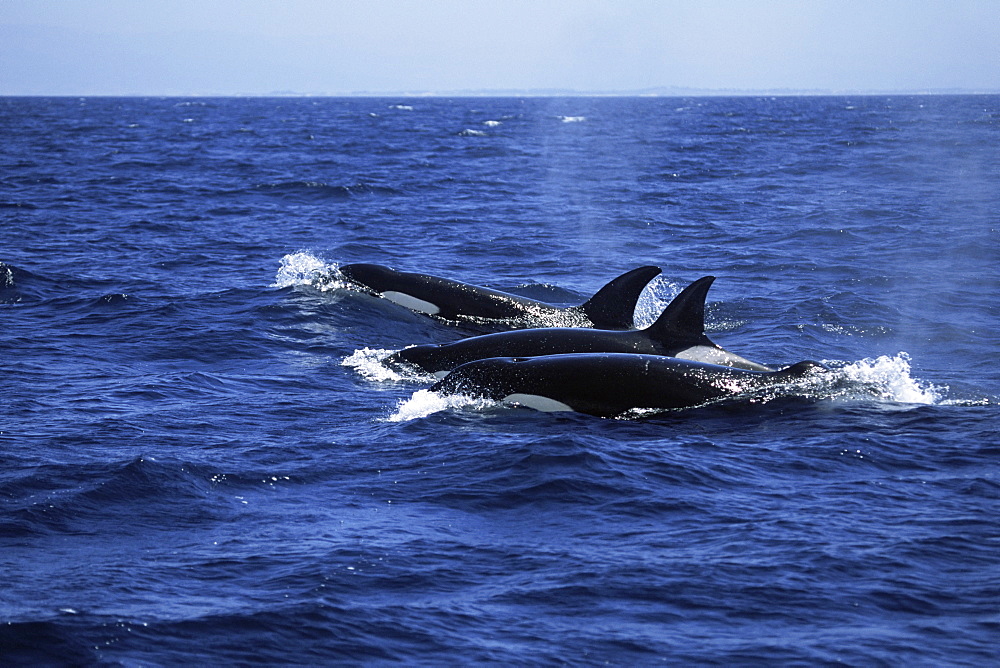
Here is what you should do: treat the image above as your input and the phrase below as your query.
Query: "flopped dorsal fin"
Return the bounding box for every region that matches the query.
[579,265,661,329]
[644,275,715,345]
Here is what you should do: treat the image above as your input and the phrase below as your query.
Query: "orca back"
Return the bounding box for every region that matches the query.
[342,263,661,329]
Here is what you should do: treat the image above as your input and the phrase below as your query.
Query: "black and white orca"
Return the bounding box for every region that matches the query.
[430,353,825,418]
[338,263,661,329]
[386,276,771,376]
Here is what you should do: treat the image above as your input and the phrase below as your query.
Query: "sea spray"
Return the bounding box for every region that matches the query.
[820,352,944,405]
[387,389,496,422]
[272,251,336,289]
[341,347,439,383]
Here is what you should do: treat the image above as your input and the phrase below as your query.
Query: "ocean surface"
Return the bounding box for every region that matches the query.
[1,95,998,665]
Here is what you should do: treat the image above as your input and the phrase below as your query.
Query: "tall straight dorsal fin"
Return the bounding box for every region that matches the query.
[579,265,661,329]
[644,276,716,344]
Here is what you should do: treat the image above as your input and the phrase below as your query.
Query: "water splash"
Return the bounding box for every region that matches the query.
[387,389,495,422]
[816,352,945,405]
[342,347,438,384]
[510,303,590,329]
[272,251,338,289]
[342,348,404,382]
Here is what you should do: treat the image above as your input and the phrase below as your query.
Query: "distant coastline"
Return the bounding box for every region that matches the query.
[3,87,998,98]
[324,86,1000,98]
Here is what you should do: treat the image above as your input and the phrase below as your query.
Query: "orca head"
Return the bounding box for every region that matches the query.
[430,357,576,412]
[430,356,522,398]
[385,343,447,376]
[339,263,396,292]
[340,263,444,316]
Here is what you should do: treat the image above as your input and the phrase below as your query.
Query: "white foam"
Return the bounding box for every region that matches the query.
[821,353,944,405]
[272,251,338,288]
[559,115,586,123]
[342,348,404,382]
[520,302,591,329]
[483,120,502,127]
[454,299,590,330]
[342,347,438,384]
[387,389,494,422]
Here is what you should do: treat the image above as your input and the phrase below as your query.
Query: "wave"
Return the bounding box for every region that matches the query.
[0,456,231,538]
[249,181,400,201]
[0,261,48,304]
[1,260,18,289]
[0,619,101,665]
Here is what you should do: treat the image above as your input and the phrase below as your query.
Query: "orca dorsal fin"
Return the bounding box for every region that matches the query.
[644,276,716,344]
[579,265,661,329]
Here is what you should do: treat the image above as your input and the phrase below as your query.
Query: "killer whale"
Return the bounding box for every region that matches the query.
[386,276,772,376]
[338,263,661,329]
[430,353,825,418]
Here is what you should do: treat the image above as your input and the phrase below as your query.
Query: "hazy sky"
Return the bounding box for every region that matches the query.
[2,0,998,95]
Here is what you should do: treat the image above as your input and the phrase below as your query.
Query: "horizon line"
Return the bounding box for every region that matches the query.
[3,87,999,98]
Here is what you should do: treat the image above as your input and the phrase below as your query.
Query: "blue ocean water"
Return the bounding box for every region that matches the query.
[1,95,998,665]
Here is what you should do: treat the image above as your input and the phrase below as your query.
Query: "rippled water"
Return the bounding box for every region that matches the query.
[2,96,998,665]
